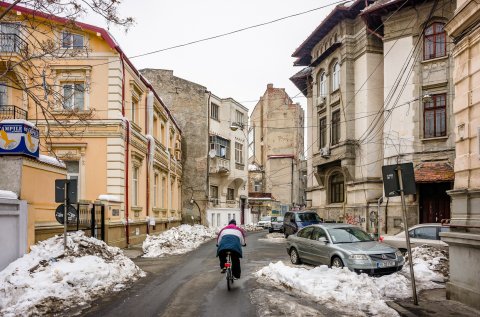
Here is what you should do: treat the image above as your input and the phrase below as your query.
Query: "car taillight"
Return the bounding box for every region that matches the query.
[225,263,231,268]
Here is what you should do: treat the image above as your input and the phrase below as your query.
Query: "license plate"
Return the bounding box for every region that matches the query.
[377,260,396,268]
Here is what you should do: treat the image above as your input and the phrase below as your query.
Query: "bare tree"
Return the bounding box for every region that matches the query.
[0,0,133,153]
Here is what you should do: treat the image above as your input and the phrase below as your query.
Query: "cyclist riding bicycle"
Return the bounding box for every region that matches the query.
[216,219,246,279]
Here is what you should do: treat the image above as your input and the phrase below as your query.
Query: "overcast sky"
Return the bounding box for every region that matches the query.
[84,0,340,112]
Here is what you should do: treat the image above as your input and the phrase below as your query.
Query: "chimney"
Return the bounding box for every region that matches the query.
[267,83,274,89]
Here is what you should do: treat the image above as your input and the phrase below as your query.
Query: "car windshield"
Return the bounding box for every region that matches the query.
[327,227,373,243]
[271,216,283,222]
[260,216,271,221]
[295,213,321,222]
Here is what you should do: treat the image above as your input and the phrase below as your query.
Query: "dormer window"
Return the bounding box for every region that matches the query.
[62,31,84,49]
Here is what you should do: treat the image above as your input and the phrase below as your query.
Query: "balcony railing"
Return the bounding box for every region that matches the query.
[0,33,27,54]
[209,157,230,174]
[0,105,27,120]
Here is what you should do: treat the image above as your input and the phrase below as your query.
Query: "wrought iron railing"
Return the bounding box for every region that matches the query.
[0,33,27,54]
[0,105,28,120]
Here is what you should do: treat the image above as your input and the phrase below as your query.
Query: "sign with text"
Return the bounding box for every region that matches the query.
[0,121,39,158]
[55,204,77,225]
[382,163,416,197]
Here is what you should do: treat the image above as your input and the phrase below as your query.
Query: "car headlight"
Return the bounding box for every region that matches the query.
[349,254,368,260]
[395,250,403,257]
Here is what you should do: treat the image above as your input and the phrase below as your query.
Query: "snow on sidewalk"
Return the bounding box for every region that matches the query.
[255,245,448,317]
[0,232,145,317]
[142,224,217,257]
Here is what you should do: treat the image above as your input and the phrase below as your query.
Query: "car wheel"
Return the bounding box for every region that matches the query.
[290,248,302,265]
[331,256,344,268]
[284,232,289,238]
[268,228,273,233]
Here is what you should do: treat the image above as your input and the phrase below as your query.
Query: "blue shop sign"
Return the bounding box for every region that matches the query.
[0,121,39,158]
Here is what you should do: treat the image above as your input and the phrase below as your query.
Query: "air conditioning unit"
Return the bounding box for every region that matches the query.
[320,147,330,157]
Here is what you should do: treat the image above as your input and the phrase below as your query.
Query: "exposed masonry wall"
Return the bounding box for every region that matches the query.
[140,69,209,222]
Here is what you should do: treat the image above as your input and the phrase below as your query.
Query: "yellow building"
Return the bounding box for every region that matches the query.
[0,3,183,247]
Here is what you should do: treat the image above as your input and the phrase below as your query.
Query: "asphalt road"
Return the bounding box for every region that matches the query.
[78,231,290,317]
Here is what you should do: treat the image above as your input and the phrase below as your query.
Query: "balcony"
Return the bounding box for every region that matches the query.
[0,105,27,120]
[0,34,27,54]
[209,157,230,174]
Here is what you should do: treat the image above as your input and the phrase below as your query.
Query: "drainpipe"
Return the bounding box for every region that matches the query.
[120,52,130,246]
[205,91,212,226]
[145,91,154,234]
[145,94,149,235]
[291,157,294,207]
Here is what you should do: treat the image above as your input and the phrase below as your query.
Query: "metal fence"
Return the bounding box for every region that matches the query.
[71,203,105,241]
[0,105,27,120]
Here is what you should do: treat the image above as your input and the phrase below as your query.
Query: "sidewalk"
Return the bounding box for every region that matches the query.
[387,288,480,317]
[122,244,143,259]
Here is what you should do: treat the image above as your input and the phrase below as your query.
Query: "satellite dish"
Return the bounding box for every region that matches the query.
[209,149,216,158]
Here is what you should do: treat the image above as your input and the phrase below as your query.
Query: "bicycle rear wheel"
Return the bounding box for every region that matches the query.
[226,268,232,291]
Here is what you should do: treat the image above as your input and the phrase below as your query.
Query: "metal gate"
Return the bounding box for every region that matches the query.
[72,203,105,241]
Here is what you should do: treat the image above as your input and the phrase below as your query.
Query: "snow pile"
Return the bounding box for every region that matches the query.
[242,224,263,232]
[261,233,286,243]
[143,224,217,258]
[0,232,144,317]
[256,245,449,316]
[0,190,17,199]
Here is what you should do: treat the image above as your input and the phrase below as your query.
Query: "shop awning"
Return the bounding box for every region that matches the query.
[414,162,454,183]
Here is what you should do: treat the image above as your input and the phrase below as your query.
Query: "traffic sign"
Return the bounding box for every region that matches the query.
[382,163,416,197]
[55,204,77,224]
[55,179,78,203]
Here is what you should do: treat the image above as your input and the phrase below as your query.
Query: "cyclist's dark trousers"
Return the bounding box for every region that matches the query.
[219,250,241,278]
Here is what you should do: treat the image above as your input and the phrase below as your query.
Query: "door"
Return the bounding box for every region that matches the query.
[419,182,452,223]
[309,227,329,265]
[295,227,314,261]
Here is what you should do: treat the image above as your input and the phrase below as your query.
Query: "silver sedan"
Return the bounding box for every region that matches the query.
[286,224,405,275]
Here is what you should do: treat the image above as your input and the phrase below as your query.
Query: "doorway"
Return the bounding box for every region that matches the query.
[418,182,452,223]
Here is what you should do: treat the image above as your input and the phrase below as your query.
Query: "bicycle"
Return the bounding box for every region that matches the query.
[225,251,234,291]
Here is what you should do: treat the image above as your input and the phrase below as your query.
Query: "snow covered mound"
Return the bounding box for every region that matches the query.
[256,245,449,317]
[242,224,263,232]
[143,224,217,258]
[0,232,145,317]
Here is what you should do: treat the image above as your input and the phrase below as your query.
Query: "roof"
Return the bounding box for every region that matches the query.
[0,2,181,133]
[291,0,373,65]
[289,67,312,97]
[414,162,454,183]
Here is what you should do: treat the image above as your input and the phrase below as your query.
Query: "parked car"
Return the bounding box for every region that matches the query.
[382,223,449,252]
[257,216,272,229]
[286,224,405,275]
[283,211,323,237]
[269,216,284,233]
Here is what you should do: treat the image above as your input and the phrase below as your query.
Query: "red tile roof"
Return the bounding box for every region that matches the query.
[414,162,454,183]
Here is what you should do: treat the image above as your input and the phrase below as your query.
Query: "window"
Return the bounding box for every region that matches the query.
[217,214,221,226]
[319,117,327,148]
[62,31,84,49]
[153,116,159,139]
[0,83,7,105]
[210,185,219,205]
[131,98,138,123]
[410,226,436,240]
[170,180,174,209]
[318,71,326,97]
[298,227,314,239]
[211,213,215,227]
[0,23,21,52]
[331,110,340,145]
[211,103,219,120]
[210,135,230,159]
[330,172,344,203]
[161,176,166,208]
[424,23,446,60]
[65,161,80,199]
[311,227,327,241]
[424,94,446,138]
[235,142,244,165]
[235,110,244,126]
[62,83,84,110]
[153,174,158,207]
[227,188,234,201]
[160,123,166,145]
[132,166,139,206]
[254,180,262,192]
[332,62,340,91]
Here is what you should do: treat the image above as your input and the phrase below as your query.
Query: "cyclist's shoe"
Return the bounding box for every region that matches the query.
[221,268,226,273]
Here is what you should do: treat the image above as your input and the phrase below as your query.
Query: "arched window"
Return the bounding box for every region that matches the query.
[329,172,344,203]
[332,62,340,91]
[317,71,326,97]
[424,22,446,60]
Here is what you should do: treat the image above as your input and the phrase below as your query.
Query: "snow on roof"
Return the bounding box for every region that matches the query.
[0,119,36,128]
[98,194,122,202]
[38,154,66,168]
[0,190,17,199]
